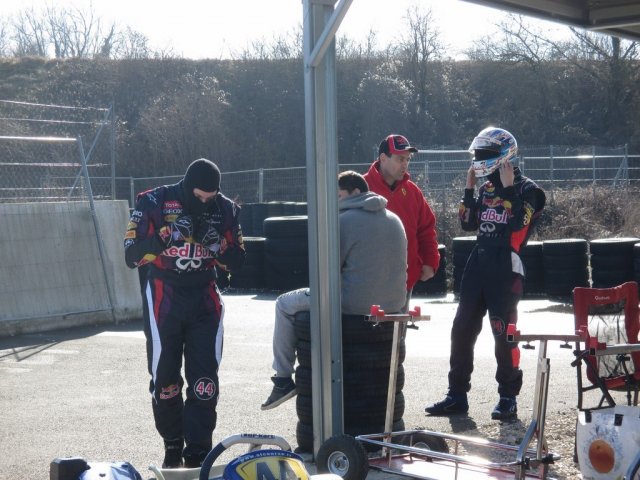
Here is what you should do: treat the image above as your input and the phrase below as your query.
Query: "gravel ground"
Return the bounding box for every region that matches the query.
[472,408,581,479]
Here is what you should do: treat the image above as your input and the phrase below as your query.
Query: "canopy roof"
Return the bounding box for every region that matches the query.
[462,0,640,41]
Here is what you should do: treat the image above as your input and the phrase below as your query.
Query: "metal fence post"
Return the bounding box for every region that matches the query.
[110,103,116,200]
[258,168,264,203]
[549,145,554,204]
[592,145,596,201]
[130,177,135,207]
[624,144,629,184]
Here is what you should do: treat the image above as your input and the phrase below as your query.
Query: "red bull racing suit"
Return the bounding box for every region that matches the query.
[449,167,545,397]
[124,181,245,456]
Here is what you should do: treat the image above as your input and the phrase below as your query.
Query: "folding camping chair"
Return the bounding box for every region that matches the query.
[572,281,640,409]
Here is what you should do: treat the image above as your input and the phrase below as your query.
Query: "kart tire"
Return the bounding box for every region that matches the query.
[295,419,405,454]
[295,392,404,426]
[396,432,449,457]
[296,340,406,369]
[316,434,368,480]
[542,238,588,256]
[293,311,394,344]
[294,365,405,398]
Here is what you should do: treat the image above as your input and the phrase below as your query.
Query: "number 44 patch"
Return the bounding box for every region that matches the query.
[194,377,216,400]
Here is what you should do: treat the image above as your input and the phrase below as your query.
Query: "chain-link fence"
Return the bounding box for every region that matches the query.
[0,100,115,203]
[1,140,637,211]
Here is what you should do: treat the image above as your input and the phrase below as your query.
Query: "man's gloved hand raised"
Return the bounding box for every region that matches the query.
[194,214,223,252]
[158,215,194,246]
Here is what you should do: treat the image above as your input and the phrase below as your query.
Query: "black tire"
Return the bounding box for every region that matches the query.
[295,393,404,426]
[544,266,589,284]
[543,253,588,270]
[590,253,633,270]
[294,202,308,215]
[294,365,405,398]
[397,431,449,456]
[316,435,368,480]
[295,419,405,454]
[265,237,309,256]
[589,237,640,256]
[543,238,588,256]
[239,203,254,237]
[230,265,264,289]
[296,339,406,370]
[251,203,268,236]
[263,216,308,239]
[591,269,635,288]
[452,236,477,254]
[294,311,394,344]
[519,240,543,257]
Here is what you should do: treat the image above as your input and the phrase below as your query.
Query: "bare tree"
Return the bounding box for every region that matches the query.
[396,6,446,137]
[11,7,48,57]
[234,26,303,60]
[0,20,9,57]
[112,27,152,59]
[7,3,151,59]
[467,14,560,65]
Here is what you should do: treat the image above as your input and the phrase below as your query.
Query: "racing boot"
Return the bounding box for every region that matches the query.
[261,375,297,410]
[183,443,211,468]
[424,392,469,415]
[162,438,184,468]
[491,396,517,420]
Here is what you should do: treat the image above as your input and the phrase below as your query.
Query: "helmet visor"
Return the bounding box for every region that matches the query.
[469,135,502,153]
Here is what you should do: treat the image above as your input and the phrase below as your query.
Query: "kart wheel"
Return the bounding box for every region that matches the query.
[316,434,368,480]
[397,432,449,459]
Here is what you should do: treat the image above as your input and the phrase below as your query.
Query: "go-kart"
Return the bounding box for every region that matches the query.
[52,434,340,480]
[150,433,340,480]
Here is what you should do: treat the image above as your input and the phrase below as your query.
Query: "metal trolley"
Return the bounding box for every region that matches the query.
[316,306,580,480]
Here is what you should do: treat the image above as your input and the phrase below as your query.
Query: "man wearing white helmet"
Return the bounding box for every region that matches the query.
[425,127,545,420]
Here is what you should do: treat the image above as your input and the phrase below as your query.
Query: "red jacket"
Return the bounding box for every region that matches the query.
[365,160,440,289]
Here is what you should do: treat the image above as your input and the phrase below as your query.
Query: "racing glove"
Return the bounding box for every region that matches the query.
[194,214,222,251]
[158,215,194,246]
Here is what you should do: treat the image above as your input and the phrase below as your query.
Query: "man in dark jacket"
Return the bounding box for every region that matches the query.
[425,127,545,420]
[124,158,245,468]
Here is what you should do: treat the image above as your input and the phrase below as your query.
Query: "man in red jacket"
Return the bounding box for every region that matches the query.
[364,134,440,307]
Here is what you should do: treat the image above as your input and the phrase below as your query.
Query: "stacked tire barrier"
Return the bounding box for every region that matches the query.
[452,236,477,295]
[229,237,265,290]
[542,238,589,299]
[412,244,447,297]
[520,241,545,297]
[264,216,309,291]
[589,237,640,289]
[293,311,405,452]
[241,202,308,237]
[233,204,640,299]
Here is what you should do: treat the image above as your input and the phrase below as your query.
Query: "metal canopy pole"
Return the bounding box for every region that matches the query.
[303,0,353,456]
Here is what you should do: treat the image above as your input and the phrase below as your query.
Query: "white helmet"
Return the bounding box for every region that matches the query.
[469,127,518,177]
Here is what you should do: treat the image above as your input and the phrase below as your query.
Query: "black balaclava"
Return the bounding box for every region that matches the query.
[182,158,220,215]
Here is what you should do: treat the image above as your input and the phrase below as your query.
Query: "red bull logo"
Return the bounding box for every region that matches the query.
[165,243,215,259]
[160,384,180,400]
[482,196,503,208]
[481,208,508,224]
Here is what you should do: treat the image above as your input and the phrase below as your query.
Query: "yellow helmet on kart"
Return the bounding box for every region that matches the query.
[223,450,310,480]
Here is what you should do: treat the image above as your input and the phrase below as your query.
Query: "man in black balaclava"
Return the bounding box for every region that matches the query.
[124,158,245,469]
[182,158,221,216]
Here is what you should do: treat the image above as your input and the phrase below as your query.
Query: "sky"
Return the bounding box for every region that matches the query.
[0,0,572,59]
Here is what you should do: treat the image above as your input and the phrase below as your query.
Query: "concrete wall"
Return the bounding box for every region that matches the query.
[0,200,142,336]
